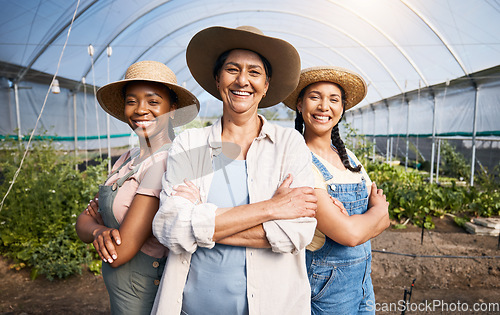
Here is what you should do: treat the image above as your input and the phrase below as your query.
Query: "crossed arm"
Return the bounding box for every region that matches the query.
[75,193,160,267]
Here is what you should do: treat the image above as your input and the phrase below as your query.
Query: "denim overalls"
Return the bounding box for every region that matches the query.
[98,149,167,315]
[306,151,375,315]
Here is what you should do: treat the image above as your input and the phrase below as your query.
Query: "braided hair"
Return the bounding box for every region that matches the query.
[294,83,361,173]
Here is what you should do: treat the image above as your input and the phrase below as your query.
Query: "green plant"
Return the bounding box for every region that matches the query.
[0,137,107,280]
[439,140,470,181]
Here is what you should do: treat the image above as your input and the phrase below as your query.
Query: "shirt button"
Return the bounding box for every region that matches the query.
[182,260,188,264]
[177,297,182,303]
[152,261,159,268]
[154,279,160,286]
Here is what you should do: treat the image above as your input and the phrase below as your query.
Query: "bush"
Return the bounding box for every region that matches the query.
[366,161,500,228]
[0,137,107,280]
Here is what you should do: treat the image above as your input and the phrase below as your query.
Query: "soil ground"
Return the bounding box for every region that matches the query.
[1,216,499,315]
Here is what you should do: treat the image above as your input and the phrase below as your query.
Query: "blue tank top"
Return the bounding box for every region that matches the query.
[182,152,249,315]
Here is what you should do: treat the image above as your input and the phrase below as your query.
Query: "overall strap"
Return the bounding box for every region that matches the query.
[105,149,140,182]
[113,143,171,190]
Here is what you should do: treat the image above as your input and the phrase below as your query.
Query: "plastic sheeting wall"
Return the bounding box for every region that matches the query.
[0,77,132,151]
[345,74,500,138]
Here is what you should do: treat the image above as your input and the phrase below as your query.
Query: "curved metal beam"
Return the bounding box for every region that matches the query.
[80,0,173,80]
[119,9,405,93]
[328,0,430,87]
[400,0,469,76]
[15,0,99,83]
[159,28,384,101]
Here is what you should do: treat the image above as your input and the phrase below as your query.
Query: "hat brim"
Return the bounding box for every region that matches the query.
[186,26,300,108]
[96,78,200,127]
[283,66,367,111]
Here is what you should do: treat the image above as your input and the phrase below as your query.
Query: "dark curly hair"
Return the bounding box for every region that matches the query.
[294,83,361,173]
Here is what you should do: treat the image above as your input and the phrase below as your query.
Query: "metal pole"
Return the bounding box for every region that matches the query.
[436,139,441,183]
[372,105,376,162]
[430,94,437,183]
[73,93,78,156]
[386,102,390,163]
[14,83,22,141]
[405,96,410,171]
[470,84,479,187]
[106,46,112,173]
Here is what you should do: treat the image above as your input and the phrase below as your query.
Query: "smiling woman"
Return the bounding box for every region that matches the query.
[75,60,199,315]
[151,26,318,315]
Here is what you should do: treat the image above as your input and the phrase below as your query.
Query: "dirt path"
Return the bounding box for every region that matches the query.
[1,217,499,314]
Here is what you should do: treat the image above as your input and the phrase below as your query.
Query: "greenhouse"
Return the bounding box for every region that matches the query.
[1,1,499,184]
[0,1,500,312]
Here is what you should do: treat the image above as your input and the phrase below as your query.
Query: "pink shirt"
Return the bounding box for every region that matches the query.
[105,147,169,258]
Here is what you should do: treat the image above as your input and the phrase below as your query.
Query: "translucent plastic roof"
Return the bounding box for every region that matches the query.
[1,0,499,109]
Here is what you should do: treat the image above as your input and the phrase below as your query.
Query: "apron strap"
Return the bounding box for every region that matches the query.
[113,143,171,190]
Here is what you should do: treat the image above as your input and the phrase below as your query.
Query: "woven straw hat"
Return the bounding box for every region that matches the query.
[283,66,367,111]
[186,25,300,108]
[96,60,199,127]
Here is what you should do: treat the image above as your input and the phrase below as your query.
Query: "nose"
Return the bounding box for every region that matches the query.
[318,98,329,111]
[235,71,249,86]
[135,100,149,115]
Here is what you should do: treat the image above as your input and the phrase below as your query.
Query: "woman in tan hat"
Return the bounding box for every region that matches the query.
[151,26,317,314]
[75,60,199,315]
[283,66,390,314]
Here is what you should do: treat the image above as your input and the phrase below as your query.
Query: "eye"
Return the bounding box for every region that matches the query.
[225,66,239,73]
[249,70,261,77]
[309,95,319,101]
[125,99,137,105]
[149,99,160,105]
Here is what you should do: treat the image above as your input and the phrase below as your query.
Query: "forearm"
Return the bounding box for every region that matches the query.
[213,199,274,242]
[75,211,105,244]
[217,225,271,248]
[340,207,388,246]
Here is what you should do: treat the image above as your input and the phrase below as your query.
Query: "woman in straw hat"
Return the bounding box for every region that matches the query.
[151,26,317,314]
[75,60,199,315]
[283,66,390,314]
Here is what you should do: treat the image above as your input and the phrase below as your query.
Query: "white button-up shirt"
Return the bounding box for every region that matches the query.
[151,116,316,315]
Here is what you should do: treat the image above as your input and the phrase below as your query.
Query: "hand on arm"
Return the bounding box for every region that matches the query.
[175,175,317,248]
[315,182,389,247]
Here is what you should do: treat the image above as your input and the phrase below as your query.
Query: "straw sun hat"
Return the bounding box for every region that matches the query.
[283,66,367,111]
[186,25,301,108]
[96,60,200,127]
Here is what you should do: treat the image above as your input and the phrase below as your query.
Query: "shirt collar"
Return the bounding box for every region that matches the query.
[207,114,276,154]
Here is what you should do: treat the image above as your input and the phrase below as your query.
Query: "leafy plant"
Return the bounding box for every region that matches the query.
[0,137,107,280]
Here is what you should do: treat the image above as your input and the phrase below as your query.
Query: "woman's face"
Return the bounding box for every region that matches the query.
[297,81,344,137]
[124,81,174,139]
[216,49,269,115]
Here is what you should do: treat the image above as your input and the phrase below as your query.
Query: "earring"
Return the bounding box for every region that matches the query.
[263,93,266,98]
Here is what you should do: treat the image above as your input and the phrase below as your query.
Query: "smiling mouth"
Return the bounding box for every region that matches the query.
[231,90,252,96]
[312,114,331,122]
[134,120,155,128]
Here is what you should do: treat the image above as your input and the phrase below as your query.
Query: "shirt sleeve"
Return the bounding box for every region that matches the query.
[152,131,217,255]
[312,164,327,190]
[262,130,317,254]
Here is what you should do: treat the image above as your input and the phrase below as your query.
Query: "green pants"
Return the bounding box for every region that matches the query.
[102,250,166,315]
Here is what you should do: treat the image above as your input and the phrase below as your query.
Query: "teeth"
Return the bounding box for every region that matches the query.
[135,121,154,127]
[313,115,330,122]
[232,90,251,96]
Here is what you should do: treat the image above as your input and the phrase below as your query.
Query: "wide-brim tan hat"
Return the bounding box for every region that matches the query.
[96,60,200,127]
[186,26,300,108]
[283,66,367,111]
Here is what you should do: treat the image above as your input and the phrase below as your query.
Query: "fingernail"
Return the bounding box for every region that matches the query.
[103,258,107,263]
[95,197,98,201]
[108,259,113,263]
[171,192,176,196]
[112,254,117,260]
[116,239,121,245]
